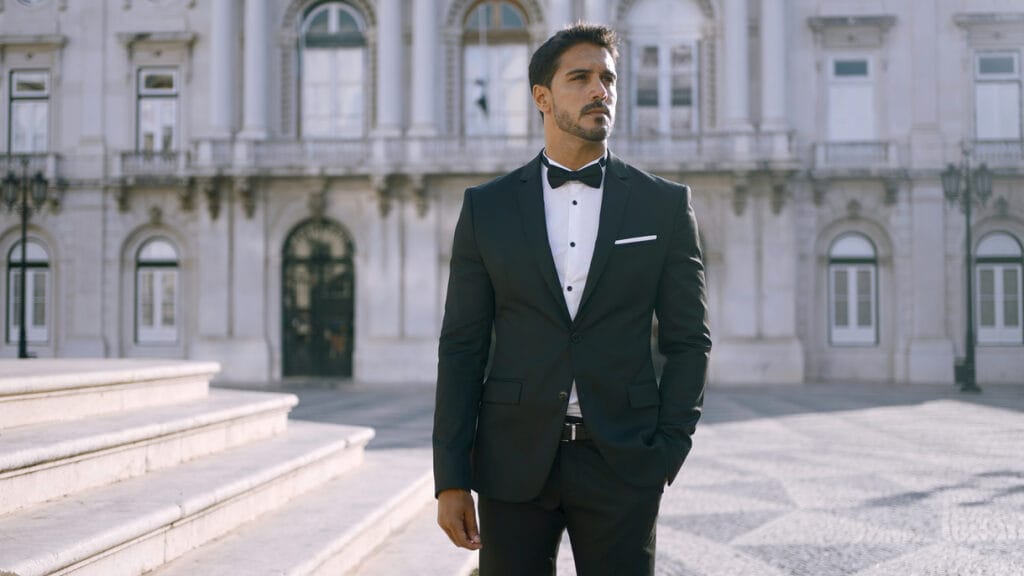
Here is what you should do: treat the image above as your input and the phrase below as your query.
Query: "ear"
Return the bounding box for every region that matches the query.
[532,84,551,115]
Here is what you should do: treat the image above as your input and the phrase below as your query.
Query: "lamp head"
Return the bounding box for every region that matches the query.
[941,163,961,204]
[30,172,48,207]
[974,163,993,205]
[3,171,17,209]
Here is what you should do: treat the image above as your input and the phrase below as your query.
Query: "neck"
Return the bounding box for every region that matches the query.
[543,137,607,171]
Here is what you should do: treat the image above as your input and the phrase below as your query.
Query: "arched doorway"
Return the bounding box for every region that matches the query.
[282,219,355,377]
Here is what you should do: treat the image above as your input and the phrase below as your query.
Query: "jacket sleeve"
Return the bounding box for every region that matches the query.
[433,188,495,496]
[653,185,712,485]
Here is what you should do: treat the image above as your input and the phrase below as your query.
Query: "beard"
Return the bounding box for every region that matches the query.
[552,101,614,142]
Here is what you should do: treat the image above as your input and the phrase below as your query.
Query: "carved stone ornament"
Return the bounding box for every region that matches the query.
[770,181,787,215]
[884,179,899,206]
[178,177,196,212]
[308,181,328,221]
[372,173,392,218]
[114,182,131,213]
[812,179,828,206]
[731,175,749,216]
[202,177,221,220]
[994,196,1010,217]
[846,199,862,218]
[235,177,256,219]
[410,174,429,218]
[148,204,163,225]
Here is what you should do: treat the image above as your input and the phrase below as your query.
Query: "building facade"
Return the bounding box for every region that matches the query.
[0,0,1021,385]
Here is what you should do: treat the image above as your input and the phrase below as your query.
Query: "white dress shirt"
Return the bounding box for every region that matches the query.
[541,151,605,418]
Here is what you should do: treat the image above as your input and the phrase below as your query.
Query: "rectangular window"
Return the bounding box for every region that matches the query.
[978,264,1024,344]
[633,42,697,137]
[830,264,876,345]
[137,68,178,153]
[302,48,364,138]
[463,44,529,136]
[827,57,875,141]
[975,52,1022,140]
[136,267,178,343]
[9,70,50,153]
[6,268,48,343]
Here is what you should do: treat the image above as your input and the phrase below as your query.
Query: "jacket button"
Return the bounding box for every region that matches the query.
[570,333,582,344]
[558,391,569,401]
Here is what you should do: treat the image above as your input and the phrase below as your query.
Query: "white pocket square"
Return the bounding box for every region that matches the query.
[614,235,657,245]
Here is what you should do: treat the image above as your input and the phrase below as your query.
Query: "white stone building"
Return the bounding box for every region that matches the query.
[0,0,1021,385]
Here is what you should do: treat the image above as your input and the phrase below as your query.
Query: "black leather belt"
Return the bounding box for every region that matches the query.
[560,420,591,442]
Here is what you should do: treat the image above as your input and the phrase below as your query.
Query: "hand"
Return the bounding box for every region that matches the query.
[436,489,482,550]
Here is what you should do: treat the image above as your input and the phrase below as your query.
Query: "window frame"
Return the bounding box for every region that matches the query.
[827,233,879,346]
[6,238,50,345]
[135,238,180,345]
[975,232,1023,346]
[135,67,180,153]
[298,2,368,139]
[8,68,51,154]
[973,50,1022,141]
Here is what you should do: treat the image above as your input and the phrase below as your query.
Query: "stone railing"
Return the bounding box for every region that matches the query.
[117,151,190,179]
[813,141,899,171]
[252,139,370,171]
[972,139,1024,168]
[0,153,62,182]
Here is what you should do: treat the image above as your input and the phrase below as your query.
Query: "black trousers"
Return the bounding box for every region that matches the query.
[477,439,662,576]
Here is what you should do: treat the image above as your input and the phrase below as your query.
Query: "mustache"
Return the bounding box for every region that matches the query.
[581,102,611,116]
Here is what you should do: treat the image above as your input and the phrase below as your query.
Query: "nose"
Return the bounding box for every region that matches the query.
[590,78,610,102]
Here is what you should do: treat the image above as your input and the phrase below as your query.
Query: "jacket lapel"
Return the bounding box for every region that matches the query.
[578,152,631,315]
[517,153,573,324]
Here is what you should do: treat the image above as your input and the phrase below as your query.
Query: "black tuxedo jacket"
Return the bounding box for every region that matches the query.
[433,152,711,503]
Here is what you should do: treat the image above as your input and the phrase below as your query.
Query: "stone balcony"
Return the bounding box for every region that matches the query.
[0,152,63,184]
[972,139,1024,173]
[113,150,191,184]
[811,140,902,177]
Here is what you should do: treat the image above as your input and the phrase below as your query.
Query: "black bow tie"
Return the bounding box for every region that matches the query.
[542,155,606,189]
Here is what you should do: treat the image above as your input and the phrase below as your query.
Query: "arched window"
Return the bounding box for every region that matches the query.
[463,0,530,136]
[626,0,704,137]
[136,237,179,343]
[828,233,877,345]
[300,2,367,138]
[6,238,49,344]
[976,231,1023,345]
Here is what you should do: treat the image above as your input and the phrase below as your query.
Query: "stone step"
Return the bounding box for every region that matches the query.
[0,420,374,576]
[348,498,478,576]
[150,449,436,576]
[0,388,298,517]
[0,359,219,430]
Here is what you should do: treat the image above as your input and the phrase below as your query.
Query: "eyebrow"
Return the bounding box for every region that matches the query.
[565,68,617,80]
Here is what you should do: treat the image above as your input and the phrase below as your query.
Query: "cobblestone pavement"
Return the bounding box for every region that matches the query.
[250,380,1024,575]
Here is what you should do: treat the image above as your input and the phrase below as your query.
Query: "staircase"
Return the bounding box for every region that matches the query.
[0,359,476,576]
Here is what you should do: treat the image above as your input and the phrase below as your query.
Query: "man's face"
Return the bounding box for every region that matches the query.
[545,42,617,143]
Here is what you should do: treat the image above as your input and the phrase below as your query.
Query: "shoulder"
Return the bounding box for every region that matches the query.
[611,155,691,203]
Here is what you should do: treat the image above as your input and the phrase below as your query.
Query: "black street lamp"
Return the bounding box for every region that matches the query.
[3,156,49,359]
[941,144,993,393]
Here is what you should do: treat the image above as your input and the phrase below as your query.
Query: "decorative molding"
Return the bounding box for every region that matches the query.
[883,178,899,206]
[200,177,221,220]
[731,174,749,216]
[812,179,828,206]
[617,0,715,21]
[372,173,392,218]
[994,196,1010,217]
[116,31,197,50]
[0,34,67,51]
[409,174,429,218]
[236,176,256,219]
[308,178,328,220]
[148,205,163,226]
[114,183,130,213]
[807,15,897,49]
[445,0,543,28]
[178,177,196,211]
[953,13,1024,45]
[846,198,862,218]
[770,180,787,215]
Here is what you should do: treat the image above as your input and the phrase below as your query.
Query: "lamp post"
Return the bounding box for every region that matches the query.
[941,144,993,393]
[3,155,49,359]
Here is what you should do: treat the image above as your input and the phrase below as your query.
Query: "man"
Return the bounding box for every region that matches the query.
[434,23,710,576]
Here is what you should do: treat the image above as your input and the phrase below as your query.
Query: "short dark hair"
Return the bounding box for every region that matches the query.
[528,23,619,90]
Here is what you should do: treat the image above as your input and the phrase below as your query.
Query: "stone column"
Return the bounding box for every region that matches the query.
[723,0,751,130]
[210,0,236,138]
[239,0,268,139]
[376,0,402,135]
[760,0,786,131]
[409,0,438,136]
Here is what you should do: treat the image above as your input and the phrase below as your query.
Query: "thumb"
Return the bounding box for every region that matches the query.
[464,503,481,545]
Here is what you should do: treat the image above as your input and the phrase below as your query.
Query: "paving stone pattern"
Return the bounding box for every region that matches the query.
[267,381,1024,575]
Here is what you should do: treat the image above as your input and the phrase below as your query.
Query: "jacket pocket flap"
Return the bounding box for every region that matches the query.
[628,382,661,408]
[482,379,523,405]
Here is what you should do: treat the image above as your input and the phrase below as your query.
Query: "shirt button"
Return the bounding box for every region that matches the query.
[566,285,573,292]
[558,391,569,401]
[572,200,578,206]
[571,333,582,344]
[570,242,576,247]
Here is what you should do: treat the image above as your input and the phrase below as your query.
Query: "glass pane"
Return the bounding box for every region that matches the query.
[830,234,875,259]
[8,239,49,264]
[161,271,176,327]
[139,238,178,262]
[140,271,154,327]
[856,269,872,327]
[979,268,995,327]
[834,59,869,77]
[466,5,490,29]
[1004,268,1020,328]
[977,232,1022,258]
[463,44,528,135]
[12,71,48,95]
[10,273,21,328]
[138,98,177,152]
[337,8,360,32]
[334,48,364,136]
[31,271,45,327]
[833,269,849,327]
[143,72,175,91]
[978,55,1016,76]
[499,3,525,28]
[975,82,1022,140]
[11,100,48,153]
[307,9,330,35]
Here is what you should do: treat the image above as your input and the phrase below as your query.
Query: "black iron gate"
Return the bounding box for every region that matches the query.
[282,220,354,377]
